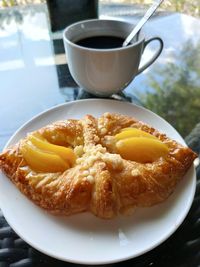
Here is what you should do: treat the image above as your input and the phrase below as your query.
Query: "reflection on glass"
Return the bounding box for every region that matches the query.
[141,40,200,137]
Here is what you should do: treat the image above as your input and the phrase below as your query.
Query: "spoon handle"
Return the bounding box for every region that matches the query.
[122,0,164,47]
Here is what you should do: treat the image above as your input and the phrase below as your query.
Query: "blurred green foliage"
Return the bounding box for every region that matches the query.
[141,41,200,137]
[102,0,200,17]
[163,0,200,17]
[1,0,45,8]
[1,0,200,18]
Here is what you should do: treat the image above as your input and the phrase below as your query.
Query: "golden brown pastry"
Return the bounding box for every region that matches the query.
[0,113,197,219]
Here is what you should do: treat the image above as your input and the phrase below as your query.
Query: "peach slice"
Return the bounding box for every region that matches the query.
[20,141,70,173]
[28,134,76,166]
[115,128,157,141]
[116,137,169,163]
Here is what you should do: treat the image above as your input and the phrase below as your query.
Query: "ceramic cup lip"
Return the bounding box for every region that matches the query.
[63,19,145,53]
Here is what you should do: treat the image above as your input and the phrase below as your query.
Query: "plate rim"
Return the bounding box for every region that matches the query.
[0,99,196,265]
[4,99,187,148]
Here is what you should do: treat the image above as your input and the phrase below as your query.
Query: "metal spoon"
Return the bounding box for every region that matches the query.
[122,0,164,47]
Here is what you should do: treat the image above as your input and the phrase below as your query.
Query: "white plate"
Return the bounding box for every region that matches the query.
[0,99,196,265]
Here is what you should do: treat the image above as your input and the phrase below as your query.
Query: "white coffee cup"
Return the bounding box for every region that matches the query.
[63,19,163,96]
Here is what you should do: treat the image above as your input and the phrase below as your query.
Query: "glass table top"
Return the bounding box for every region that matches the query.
[0,3,200,151]
[0,3,200,266]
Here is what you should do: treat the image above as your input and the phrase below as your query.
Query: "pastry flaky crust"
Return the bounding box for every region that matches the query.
[0,113,197,219]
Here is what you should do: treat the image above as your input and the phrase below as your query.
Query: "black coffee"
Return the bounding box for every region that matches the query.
[76,36,125,49]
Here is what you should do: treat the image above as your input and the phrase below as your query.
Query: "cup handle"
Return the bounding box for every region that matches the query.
[137,37,164,75]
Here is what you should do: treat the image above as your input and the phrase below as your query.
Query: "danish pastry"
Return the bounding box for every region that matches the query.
[0,113,197,219]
